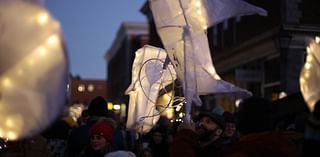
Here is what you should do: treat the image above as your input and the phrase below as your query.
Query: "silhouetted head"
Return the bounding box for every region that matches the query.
[88,96,109,117]
[222,112,238,138]
[238,96,273,135]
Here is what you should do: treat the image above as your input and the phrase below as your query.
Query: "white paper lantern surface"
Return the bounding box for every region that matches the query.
[300,37,320,112]
[0,0,69,140]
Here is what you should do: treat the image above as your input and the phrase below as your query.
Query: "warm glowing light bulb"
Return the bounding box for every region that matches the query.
[197,10,202,15]
[2,78,12,88]
[6,131,17,140]
[203,26,208,30]
[47,34,59,45]
[27,59,35,66]
[175,102,183,111]
[194,0,201,7]
[235,99,242,108]
[77,85,85,92]
[35,46,47,56]
[315,36,320,44]
[305,62,312,70]
[306,55,313,62]
[300,77,305,84]
[163,93,172,103]
[304,70,310,79]
[199,17,205,22]
[5,119,14,128]
[306,46,310,53]
[37,12,49,25]
[0,130,3,138]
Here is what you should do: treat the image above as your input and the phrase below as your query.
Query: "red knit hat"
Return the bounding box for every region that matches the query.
[89,120,113,142]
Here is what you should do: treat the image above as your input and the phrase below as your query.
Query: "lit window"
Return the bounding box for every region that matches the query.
[88,84,94,92]
[113,104,120,110]
[107,102,113,110]
[77,84,85,92]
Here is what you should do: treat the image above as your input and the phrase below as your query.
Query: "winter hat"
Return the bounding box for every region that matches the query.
[104,150,136,157]
[238,96,273,135]
[89,120,114,142]
[88,96,108,117]
[197,112,226,129]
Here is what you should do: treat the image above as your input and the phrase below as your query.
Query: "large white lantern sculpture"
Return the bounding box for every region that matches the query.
[150,0,266,114]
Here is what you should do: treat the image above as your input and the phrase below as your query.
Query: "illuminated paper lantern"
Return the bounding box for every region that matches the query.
[0,0,69,140]
[300,37,320,112]
[125,45,176,133]
[150,0,265,113]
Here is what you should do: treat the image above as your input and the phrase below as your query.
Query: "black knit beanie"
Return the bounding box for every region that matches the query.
[88,96,108,117]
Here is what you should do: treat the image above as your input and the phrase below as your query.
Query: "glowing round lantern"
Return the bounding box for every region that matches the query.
[0,0,69,140]
[300,36,320,112]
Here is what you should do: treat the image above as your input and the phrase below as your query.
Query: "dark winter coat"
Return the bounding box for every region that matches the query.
[170,129,224,157]
[222,131,301,157]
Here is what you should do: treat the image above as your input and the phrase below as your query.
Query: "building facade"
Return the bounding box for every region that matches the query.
[105,22,149,105]
[211,0,320,98]
[68,77,107,120]
[69,77,107,107]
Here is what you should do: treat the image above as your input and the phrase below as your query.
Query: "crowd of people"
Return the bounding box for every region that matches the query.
[0,95,319,157]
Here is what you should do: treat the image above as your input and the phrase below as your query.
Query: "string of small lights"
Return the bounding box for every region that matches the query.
[137,57,186,121]
[0,137,8,151]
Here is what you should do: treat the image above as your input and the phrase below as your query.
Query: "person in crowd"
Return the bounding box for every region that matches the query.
[286,112,309,133]
[66,96,114,157]
[300,101,320,157]
[284,112,308,154]
[79,118,116,157]
[148,126,169,157]
[42,117,71,157]
[77,109,89,126]
[140,148,153,157]
[0,134,49,157]
[112,121,137,152]
[170,111,226,157]
[221,111,239,148]
[222,96,300,157]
